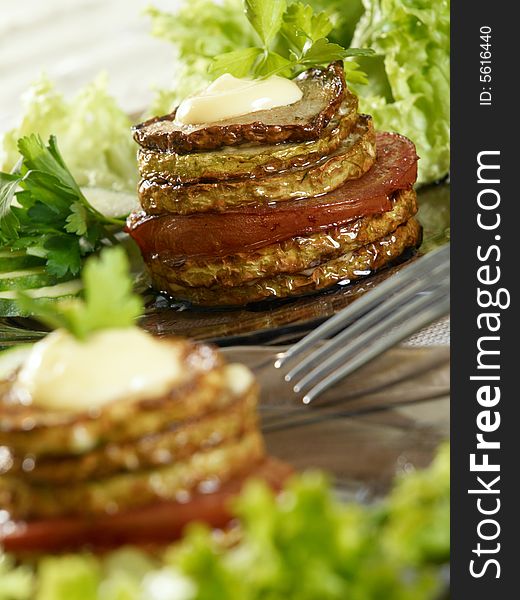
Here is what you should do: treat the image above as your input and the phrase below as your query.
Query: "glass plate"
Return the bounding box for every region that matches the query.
[225,343,450,499]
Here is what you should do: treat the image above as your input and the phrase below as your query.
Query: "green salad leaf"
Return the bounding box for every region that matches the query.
[245,0,287,47]
[146,0,450,184]
[17,246,143,340]
[209,0,373,80]
[36,556,101,600]
[383,443,450,566]
[0,75,137,193]
[146,0,258,116]
[352,0,450,183]
[0,135,125,278]
[0,554,34,600]
[0,443,449,599]
[0,173,21,241]
[146,0,372,114]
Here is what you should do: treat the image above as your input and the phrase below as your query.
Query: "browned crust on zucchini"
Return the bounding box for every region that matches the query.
[148,218,423,306]
[133,62,347,154]
[3,390,258,484]
[1,430,265,519]
[137,104,362,185]
[138,116,376,215]
[0,341,257,456]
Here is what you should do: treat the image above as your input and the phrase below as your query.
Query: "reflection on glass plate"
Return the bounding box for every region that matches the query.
[224,343,449,499]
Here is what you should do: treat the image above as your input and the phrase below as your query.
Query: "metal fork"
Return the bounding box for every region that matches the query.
[273,244,450,405]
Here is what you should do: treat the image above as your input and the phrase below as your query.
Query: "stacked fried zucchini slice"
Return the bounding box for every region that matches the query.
[129,62,421,305]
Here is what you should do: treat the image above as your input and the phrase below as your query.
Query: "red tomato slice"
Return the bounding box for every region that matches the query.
[128,132,418,261]
[1,458,293,554]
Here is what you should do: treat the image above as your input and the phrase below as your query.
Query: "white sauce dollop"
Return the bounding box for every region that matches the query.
[175,73,303,125]
[13,328,184,412]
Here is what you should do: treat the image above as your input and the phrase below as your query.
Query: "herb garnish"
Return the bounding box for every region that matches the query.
[17,246,143,340]
[0,135,126,278]
[209,0,374,82]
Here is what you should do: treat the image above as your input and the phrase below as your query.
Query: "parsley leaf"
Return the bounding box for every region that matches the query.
[0,135,126,277]
[65,202,89,236]
[17,134,81,197]
[209,47,264,78]
[256,51,293,77]
[15,293,74,332]
[44,235,82,277]
[245,0,287,47]
[281,2,333,51]
[17,246,143,340]
[300,38,354,65]
[79,246,143,335]
[210,0,374,81]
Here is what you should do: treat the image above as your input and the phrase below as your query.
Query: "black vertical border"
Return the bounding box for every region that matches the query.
[451,0,515,595]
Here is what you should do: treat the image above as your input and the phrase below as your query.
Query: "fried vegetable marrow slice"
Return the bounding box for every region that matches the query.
[1,430,265,519]
[145,189,417,289]
[0,342,254,456]
[139,116,376,214]
[138,97,360,184]
[149,218,422,306]
[2,389,258,484]
[133,63,348,154]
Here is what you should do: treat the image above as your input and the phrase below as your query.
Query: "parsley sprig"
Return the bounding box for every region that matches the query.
[17,246,143,340]
[0,135,126,278]
[209,1,374,82]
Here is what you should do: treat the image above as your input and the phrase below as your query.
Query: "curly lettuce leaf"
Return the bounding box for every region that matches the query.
[36,555,101,600]
[146,0,257,115]
[0,75,137,193]
[147,0,372,115]
[352,0,450,184]
[383,442,451,565]
[0,554,34,600]
[146,0,449,184]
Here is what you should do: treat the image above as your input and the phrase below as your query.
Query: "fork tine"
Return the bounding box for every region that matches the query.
[285,259,449,384]
[274,244,449,370]
[261,345,449,420]
[294,279,449,394]
[301,292,450,404]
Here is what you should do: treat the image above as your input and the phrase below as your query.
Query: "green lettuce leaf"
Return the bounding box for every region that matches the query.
[0,554,34,600]
[146,0,257,115]
[0,75,137,193]
[383,442,451,565]
[36,555,101,600]
[146,0,449,184]
[352,0,450,184]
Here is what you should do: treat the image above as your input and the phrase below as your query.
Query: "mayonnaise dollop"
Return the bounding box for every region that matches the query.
[13,328,184,412]
[175,74,303,125]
